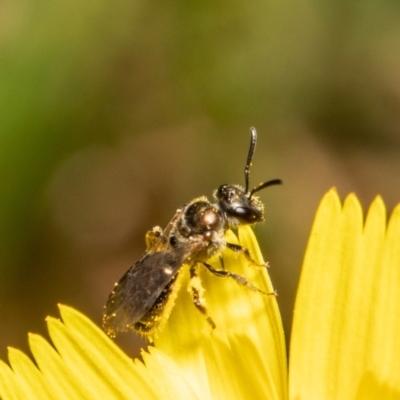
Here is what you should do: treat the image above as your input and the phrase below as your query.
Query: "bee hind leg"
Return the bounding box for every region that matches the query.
[188,265,216,329]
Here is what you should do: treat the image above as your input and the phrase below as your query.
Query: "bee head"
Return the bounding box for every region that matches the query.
[214,127,282,226]
[214,184,264,225]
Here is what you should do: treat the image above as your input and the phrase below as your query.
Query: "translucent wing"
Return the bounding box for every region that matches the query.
[102,208,192,337]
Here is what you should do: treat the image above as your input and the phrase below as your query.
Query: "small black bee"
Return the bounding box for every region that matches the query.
[102,127,282,338]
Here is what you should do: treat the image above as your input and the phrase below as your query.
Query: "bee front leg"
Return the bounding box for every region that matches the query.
[145,226,163,249]
[188,264,216,329]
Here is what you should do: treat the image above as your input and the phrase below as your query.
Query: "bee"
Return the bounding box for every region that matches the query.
[102,127,282,338]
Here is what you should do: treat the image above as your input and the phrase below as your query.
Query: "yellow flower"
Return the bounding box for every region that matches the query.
[1,189,399,399]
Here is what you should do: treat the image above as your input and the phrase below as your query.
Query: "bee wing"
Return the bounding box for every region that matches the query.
[102,250,187,336]
[103,207,189,336]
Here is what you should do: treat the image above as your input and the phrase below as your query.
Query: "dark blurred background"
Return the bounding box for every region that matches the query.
[1,0,400,360]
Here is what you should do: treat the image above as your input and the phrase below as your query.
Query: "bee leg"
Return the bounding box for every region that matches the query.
[202,262,276,296]
[145,226,163,249]
[189,265,216,329]
[226,242,269,268]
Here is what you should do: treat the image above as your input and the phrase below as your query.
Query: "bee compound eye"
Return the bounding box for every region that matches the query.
[232,206,262,223]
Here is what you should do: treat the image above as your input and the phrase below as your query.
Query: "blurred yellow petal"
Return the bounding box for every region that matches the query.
[156,226,288,400]
[290,189,400,399]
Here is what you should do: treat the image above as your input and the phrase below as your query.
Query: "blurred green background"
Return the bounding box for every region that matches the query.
[1,0,400,359]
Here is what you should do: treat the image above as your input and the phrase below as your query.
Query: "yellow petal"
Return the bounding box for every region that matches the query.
[290,189,400,399]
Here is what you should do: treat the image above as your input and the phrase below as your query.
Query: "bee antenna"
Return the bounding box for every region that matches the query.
[244,127,257,193]
[249,179,283,199]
